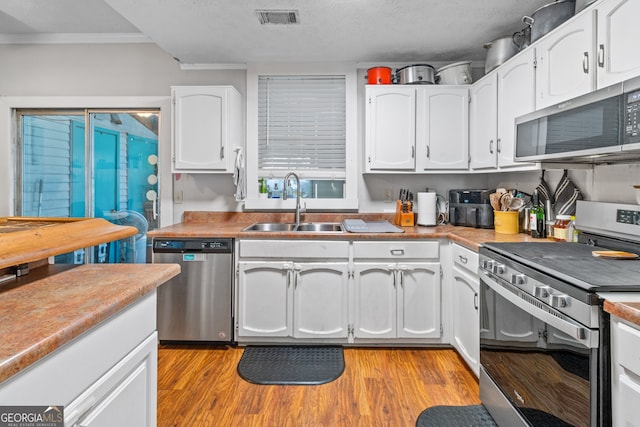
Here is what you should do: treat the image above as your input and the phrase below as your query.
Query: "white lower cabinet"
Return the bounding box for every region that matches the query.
[0,293,157,427]
[237,260,349,339]
[237,261,292,337]
[237,240,350,341]
[65,334,157,427]
[352,241,442,342]
[611,315,640,427]
[237,239,445,345]
[451,243,479,376]
[294,263,349,338]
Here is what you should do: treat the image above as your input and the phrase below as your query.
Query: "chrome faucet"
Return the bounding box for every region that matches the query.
[283,172,305,225]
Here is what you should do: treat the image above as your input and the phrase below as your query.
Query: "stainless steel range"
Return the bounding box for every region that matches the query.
[479,201,640,427]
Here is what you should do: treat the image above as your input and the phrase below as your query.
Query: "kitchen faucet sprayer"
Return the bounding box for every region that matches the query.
[283,172,305,225]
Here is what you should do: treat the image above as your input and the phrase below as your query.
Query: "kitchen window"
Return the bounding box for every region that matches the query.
[245,63,358,210]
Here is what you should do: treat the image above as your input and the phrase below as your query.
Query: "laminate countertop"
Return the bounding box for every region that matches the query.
[601,293,640,328]
[148,211,545,251]
[0,263,180,384]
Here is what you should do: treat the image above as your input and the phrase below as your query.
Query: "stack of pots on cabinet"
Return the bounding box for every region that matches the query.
[367,62,473,85]
[484,0,576,73]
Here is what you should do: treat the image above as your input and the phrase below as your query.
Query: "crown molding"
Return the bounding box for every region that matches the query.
[0,33,152,44]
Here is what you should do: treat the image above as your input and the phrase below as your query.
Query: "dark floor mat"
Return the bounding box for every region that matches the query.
[416,405,497,427]
[237,346,345,385]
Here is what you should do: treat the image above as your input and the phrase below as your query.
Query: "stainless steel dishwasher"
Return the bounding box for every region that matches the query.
[152,238,234,343]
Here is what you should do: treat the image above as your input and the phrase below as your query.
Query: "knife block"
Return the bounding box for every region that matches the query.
[394,200,415,227]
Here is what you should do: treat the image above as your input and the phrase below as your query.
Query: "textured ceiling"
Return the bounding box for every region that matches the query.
[0,0,591,66]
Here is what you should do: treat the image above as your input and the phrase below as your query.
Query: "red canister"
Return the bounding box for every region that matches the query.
[367,67,392,84]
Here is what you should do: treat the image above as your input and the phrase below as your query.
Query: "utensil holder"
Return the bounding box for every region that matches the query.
[494,210,519,234]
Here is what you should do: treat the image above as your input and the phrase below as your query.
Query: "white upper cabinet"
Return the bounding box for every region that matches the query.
[470,73,498,169]
[365,85,469,173]
[535,11,596,109]
[171,85,241,173]
[536,0,640,109]
[470,49,537,170]
[596,0,640,88]
[365,86,416,171]
[496,49,538,168]
[417,86,469,170]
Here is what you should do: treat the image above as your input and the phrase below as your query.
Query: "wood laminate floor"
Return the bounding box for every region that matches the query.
[158,346,480,427]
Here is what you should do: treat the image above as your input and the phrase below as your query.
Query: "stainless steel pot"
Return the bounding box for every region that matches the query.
[483,36,519,74]
[523,0,576,43]
[396,64,435,84]
[436,61,473,85]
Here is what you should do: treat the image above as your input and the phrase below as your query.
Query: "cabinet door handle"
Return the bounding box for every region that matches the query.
[458,255,468,264]
[598,44,605,68]
[474,292,479,310]
[583,52,589,74]
[489,139,494,154]
[496,138,501,153]
[220,146,225,159]
[411,146,415,159]
[426,145,430,159]
[390,249,405,256]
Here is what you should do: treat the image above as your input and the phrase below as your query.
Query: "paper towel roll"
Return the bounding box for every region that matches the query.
[417,192,437,226]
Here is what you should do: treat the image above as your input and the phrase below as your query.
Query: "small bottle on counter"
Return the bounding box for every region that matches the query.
[565,215,578,242]
[553,215,572,241]
[529,190,545,239]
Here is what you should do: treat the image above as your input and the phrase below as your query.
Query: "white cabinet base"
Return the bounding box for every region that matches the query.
[0,292,158,427]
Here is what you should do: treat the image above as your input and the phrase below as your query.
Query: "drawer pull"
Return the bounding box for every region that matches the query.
[458,255,468,264]
[390,249,405,256]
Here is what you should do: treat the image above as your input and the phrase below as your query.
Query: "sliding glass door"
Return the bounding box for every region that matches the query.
[18,109,160,263]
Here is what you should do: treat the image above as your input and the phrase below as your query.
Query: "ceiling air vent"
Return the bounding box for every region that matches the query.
[256,9,299,25]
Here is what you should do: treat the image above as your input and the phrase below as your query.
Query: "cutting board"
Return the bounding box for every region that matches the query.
[592,250,639,260]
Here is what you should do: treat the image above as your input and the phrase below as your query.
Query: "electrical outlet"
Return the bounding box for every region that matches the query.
[174,190,183,204]
[384,188,393,202]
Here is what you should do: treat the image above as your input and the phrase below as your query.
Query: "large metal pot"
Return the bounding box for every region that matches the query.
[523,0,576,43]
[396,64,435,84]
[436,61,473,85]
[483,36,519,74]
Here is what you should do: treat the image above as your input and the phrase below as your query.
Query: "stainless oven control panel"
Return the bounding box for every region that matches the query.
[480,257,570,308]
[478,253,597,328]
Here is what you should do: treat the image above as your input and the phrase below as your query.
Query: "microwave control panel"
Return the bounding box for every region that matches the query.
[616,209,640,226]
[624,89,640,144]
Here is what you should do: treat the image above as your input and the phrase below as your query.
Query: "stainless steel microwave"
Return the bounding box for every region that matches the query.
[514,75,640,163]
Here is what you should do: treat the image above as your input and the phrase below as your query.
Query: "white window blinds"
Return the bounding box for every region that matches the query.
[258,75,346,171]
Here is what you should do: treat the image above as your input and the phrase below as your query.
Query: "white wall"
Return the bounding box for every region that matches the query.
[1,43,638,224]
[0,43,246,223]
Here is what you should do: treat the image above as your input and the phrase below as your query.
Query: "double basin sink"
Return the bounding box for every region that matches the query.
[242,222,344,233]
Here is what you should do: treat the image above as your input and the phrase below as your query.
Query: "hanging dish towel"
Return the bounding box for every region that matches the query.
[536,170,554,208]
[553,169,582,215]
[233,147,246,201]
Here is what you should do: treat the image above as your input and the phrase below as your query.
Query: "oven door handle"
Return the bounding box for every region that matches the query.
[481,271,599,348]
